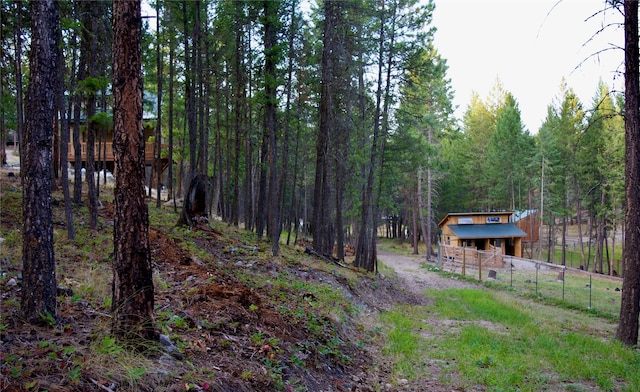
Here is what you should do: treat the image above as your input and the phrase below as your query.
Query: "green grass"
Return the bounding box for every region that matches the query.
[437,254,622,319]
[380,306,426,381]
[542,247,622,273]
[484,267,622,319]
[377,237,433,256]
[384,288,640,391]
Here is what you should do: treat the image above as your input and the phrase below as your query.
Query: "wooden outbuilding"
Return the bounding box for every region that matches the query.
[512,209,539,244]
[438,212,527,258]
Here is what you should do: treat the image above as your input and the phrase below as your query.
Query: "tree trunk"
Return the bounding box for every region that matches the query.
[168,19,175,203]
[617,0,640,346]
[282,0,298,247]
[312,0,335,257]
[586,215,593,271]
[86,97,98,228]
[155,7,163,208]
[547,213,554,264]
[611,207,618,276]
[72,90,82,204]
[412,191,418,254]
[575,180,586,268]
[355,0,385,272]
[0,29,5,166]
[561,215,567,266]
[55,17,75,240]
[72,6,83,206]
[232,0,243,227]
[14,2,24,164]
[263,0,281,255]
[212,48,222,216]
[257,126,269,239]
[417,167,428,256]
[195,1,207,176]
[184,1,197,183]
[111,0,156,343]
[426,128,435,257]
[596,210,606,273]
[80,1,102,230]
[21,0,58,325]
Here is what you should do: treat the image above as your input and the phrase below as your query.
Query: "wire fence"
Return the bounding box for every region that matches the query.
[437,246,622,318]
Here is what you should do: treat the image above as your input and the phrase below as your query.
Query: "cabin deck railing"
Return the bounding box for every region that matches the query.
[67,142,165,164]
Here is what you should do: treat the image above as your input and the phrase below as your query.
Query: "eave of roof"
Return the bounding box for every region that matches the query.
[437,211,514,227]
[447,223,527,239]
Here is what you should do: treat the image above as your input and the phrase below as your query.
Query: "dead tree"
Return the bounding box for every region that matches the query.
[177,173,209,229]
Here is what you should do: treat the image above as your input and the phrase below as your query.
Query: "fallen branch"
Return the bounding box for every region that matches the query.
[90,379,116,392]
[304,247,348,268]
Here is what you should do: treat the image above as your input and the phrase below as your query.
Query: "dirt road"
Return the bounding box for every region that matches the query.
[376,249,478,295]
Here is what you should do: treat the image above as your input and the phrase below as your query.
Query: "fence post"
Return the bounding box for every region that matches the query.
[478,252,482,281]
[462,246,466,276]
[437,242,441,267]
[562,266,565,301]
[510,256,513,288]
[535,263,539,295]
[589,274,593,309]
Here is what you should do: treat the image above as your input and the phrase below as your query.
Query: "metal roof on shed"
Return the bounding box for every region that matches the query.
[447,223,526,239]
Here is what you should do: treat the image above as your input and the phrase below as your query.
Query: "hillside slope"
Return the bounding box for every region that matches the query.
[0,167,442,391]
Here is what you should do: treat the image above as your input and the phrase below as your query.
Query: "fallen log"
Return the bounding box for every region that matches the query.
[304,247,348,268]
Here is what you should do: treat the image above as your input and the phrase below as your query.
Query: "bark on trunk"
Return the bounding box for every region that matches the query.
[111,0,156,343]
[417,167,428,256]
[14,2,24,164]
[21,0,58,325]
[55,20,75,240]
[617,0,640,346]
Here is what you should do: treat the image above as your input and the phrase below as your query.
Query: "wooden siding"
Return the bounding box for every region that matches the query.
[438,211,513,228]
[516,214,540,243]
[67,142,165,165]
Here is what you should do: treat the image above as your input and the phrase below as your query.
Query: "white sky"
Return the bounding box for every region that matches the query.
[433,0,625,133]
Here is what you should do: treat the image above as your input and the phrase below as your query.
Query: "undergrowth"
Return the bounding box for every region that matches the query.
[1,186,380,391]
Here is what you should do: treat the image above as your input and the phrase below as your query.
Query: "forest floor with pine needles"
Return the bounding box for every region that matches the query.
[0,157,461,392]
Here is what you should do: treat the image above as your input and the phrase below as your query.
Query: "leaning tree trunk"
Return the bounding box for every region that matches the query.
[617,0,640,346]
[21,0,59,325]
[111,0,156,343]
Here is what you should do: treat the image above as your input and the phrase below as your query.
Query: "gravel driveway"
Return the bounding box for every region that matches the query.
[377,249,478,295]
